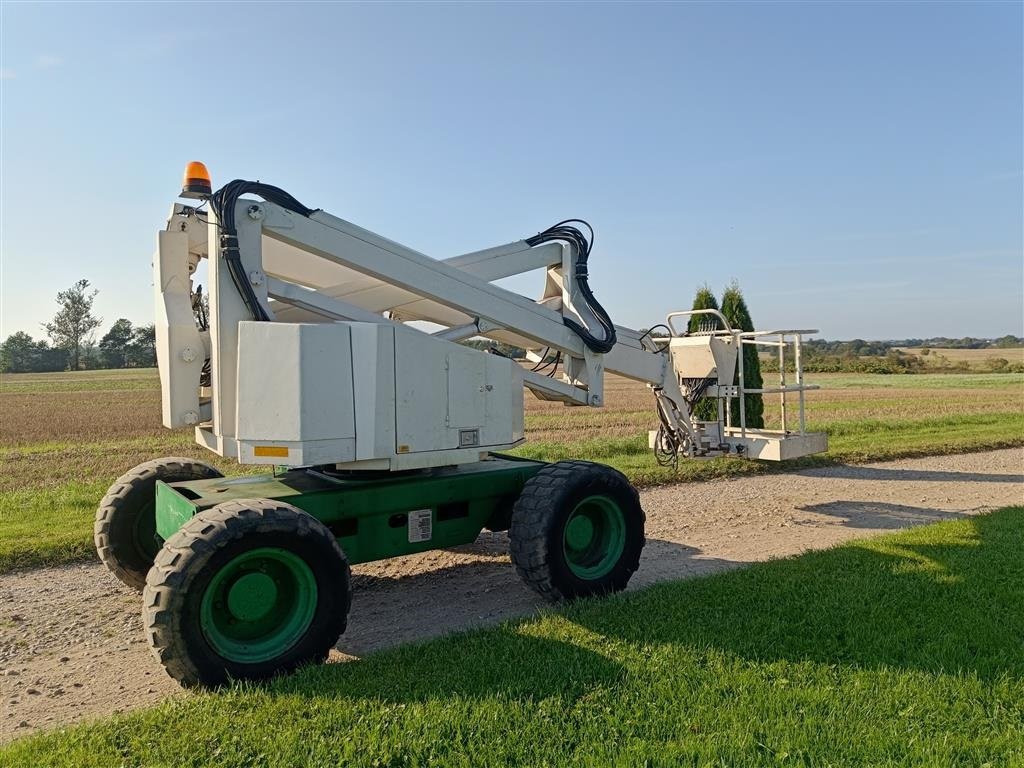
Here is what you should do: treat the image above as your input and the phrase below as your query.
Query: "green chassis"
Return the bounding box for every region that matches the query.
[155,454,547,565]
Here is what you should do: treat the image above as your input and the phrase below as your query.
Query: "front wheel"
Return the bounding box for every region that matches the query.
[143,499,351,688]
[509,460,645,602]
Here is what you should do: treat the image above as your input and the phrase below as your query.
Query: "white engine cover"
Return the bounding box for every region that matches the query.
[234,322,524,469]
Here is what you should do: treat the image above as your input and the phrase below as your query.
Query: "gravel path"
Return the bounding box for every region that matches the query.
[2,448,1021,741]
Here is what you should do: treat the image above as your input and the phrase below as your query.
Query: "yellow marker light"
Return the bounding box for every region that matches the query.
[181,161,212,199]
[254,445,289,458]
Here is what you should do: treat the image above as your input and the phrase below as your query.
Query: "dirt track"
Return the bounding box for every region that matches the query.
[2,448,1022,742]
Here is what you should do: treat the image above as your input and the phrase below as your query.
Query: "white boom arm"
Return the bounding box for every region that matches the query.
[155,179,825,470]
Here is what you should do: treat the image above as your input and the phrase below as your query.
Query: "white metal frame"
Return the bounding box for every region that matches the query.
[154,193,825,468]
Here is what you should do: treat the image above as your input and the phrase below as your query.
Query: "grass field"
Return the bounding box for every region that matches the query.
[4,508,1021,766]
[2,368,1022,573]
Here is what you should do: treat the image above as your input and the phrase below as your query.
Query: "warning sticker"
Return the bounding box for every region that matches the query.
[408,508,433,543]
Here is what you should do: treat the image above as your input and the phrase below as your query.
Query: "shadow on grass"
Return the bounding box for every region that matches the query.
[269,509,1021,708]
[283,624,629,704]
[569,508,1023,681]
[340,536,733,657]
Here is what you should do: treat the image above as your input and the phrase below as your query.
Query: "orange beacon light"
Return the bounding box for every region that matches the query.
[181,161,212,199]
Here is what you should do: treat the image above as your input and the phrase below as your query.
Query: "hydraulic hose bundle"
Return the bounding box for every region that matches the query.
[208,180,316,321]
[209,183,615,358]
[525,220,617,353]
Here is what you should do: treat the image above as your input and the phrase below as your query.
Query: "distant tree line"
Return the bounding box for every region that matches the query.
[799,336,1023,358]
[1,279,156,373]
[761,348,927,375]
[760,336,1024,374]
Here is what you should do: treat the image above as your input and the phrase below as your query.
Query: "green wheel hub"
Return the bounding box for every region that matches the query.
[227,573,279,621]
[200,547,317,663]
[562,495,626,579]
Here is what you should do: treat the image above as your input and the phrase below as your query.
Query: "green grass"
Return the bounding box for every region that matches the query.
[0,435,254,572]
[5,508,1022,766]
[0,480,112,571]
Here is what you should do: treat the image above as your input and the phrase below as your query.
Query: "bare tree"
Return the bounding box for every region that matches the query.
[44,279,102,370]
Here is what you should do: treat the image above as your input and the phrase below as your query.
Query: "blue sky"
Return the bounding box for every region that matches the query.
[1,1,1021,341]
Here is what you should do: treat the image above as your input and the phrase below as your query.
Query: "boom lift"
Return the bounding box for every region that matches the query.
[96,163,826,687]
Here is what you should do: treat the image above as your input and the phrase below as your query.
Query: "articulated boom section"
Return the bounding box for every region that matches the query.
[156,183,826,471]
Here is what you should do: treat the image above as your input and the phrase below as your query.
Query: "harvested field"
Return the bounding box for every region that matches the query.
[4,367,1021,450]
[1,390,163,446]
[1,370,162,447]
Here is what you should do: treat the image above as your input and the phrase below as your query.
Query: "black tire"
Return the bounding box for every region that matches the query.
[95,457,223,590]
[143,498,351,688]
[509,460,645,602]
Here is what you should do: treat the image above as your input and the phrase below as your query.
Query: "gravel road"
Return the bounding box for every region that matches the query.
[2,447,1021,742]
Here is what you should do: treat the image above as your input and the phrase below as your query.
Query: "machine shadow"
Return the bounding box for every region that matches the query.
[337,535,735,658]
[797,500,970,529]
[264,511,1019,708]
[279,624,627,705]
[264,537,736,704]
[567,510,1022,682]
[801,464,1022,484]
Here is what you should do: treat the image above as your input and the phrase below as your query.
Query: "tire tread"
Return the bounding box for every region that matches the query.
[94,457,222,590]
[509,460,645,602]
[143,498,351,687]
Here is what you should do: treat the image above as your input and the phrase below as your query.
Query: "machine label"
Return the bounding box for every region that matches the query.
[408,508,433,543]
[459,429,480,448]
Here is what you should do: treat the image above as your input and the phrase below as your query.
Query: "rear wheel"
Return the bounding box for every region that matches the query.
[95,457,223,590]
[509,460,645,602]
[143,498,351,688]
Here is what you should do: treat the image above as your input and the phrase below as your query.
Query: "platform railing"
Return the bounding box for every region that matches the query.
[734,330,819,438]
[662,310,819,441]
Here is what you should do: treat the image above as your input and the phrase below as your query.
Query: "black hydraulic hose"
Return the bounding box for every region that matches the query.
[525,220,617,353]
[209,184,616,356]
[208,180,317,321]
